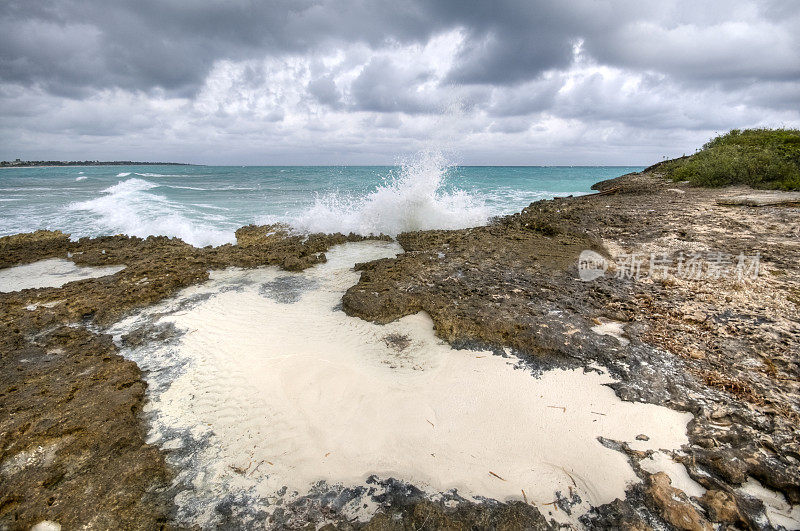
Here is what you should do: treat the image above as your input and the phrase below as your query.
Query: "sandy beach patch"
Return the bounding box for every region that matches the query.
[111,241,693,527]
[0,258,124,292]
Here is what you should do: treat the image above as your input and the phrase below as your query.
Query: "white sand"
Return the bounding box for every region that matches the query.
[112,241,693,527]
[0,258,124,292]
[591,319,629,346]
[30,522,61,531]
[739,477,800,530]
[639,451,706,498]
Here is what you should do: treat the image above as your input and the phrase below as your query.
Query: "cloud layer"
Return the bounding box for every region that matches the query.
[1,0,799,164]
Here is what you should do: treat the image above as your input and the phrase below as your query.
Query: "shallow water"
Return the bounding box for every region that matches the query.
[110,241,691,527]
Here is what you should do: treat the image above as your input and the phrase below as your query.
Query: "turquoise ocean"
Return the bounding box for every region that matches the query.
[0,154,642,247]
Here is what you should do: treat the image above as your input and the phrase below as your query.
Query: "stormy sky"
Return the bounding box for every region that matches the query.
[1,1,799,165]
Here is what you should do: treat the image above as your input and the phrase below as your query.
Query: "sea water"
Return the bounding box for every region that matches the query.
[0,154,642,246]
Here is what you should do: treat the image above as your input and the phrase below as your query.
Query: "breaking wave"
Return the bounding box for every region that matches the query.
[287,150,490,236]
[115,171,178,178]
[68,178,234,247]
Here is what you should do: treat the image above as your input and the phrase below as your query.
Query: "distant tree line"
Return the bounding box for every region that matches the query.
[0,159,193,167]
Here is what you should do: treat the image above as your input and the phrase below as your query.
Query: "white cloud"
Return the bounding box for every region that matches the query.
[1,1,799,165]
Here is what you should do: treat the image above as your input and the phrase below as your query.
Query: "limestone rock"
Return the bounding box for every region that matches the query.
[699,489,744,525]
[645,472,712,531]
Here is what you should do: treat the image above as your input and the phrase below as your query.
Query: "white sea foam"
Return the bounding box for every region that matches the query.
[192,203,229,211]
[102,177,158,194]
[483,188,590,208]
[75,176,87,181]
[166,185,208,191]
[111,240,693,528]
[0,187,56,192]
[116,172,131,177]
[68,178,234,247]
[287,150,491,236]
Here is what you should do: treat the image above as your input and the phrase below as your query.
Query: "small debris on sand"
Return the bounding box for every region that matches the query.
[383,333,412,351]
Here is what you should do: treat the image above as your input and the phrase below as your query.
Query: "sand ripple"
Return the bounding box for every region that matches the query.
[111,241,693,527]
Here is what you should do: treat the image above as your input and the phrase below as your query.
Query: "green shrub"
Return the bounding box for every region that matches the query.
[661,128,800,190]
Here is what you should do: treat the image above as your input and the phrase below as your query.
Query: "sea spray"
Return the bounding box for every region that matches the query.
[289,150,491,236]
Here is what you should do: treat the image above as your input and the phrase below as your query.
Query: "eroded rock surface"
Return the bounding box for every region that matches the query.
[645,472,712,531]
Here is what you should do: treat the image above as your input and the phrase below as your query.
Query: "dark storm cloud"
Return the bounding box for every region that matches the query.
[430,1,583,85]
[3,0,799,99]
[485,76,563,117]
[0,0,444,95]
[0,1,605,96]
[1,0,799,164]
[0,1,637,96]
[584,23,800,84]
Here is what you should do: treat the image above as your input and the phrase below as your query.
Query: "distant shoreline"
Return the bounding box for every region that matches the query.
[0,162,647,169]
[0,161,196,168]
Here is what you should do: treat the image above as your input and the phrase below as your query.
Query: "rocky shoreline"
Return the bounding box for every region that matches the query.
[1,169,798,530]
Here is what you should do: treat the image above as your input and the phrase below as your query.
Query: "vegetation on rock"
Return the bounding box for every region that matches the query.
[661,128,800,190]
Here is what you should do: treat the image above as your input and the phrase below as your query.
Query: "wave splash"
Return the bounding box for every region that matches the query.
[68,178,234,247]
[66,152,492,246]
[289,150,490,237]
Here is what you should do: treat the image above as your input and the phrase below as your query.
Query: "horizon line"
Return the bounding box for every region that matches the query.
[2,162,649,168]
